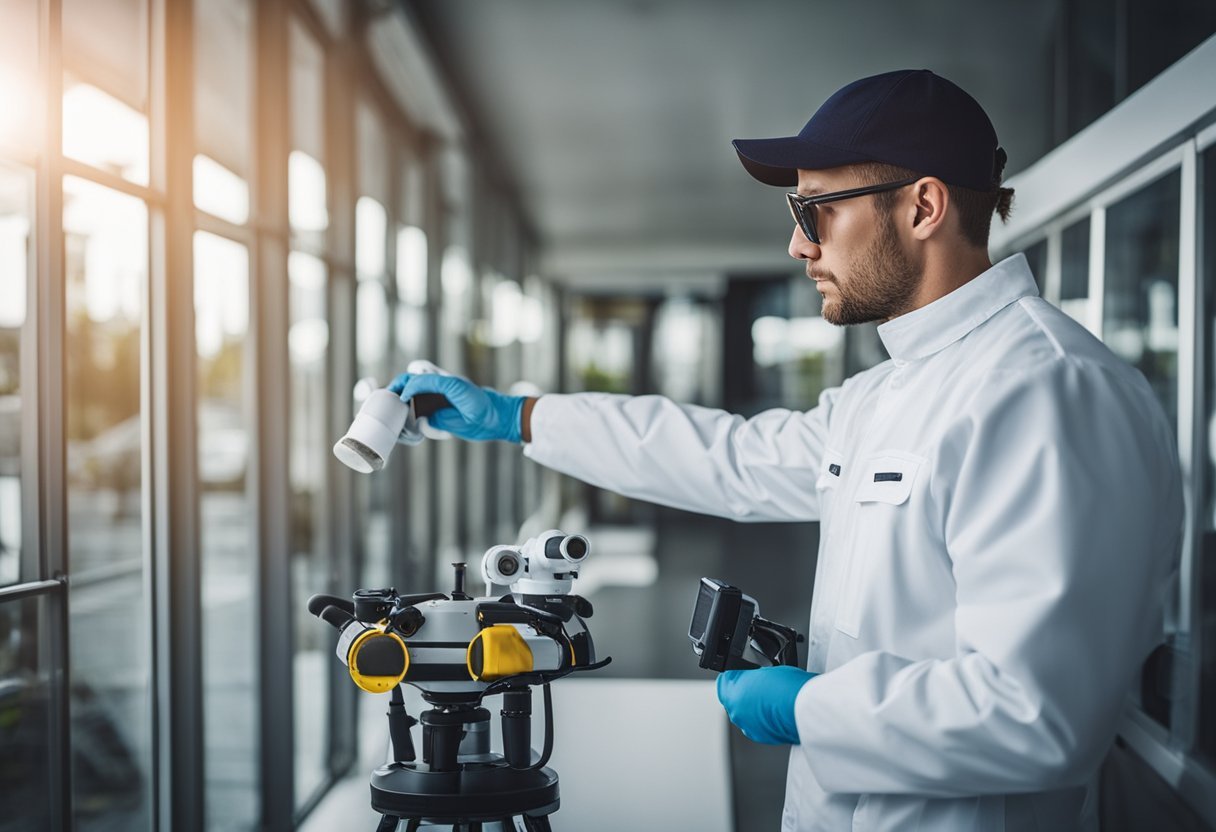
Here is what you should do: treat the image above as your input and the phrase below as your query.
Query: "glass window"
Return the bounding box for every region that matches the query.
[287,250,330,811]
[288,151,328,243]
[356,196,387,279]
[63,175,151,832]
[0,595,53,830]
[0,164,30,587]
[653,297,711,404]
[489,278,522,349]
[62,80,150,186]
[62,0,148,113]
[357,103,391,210]
[1198,143,1216,764]
[309,0,345,37]
[193,155,250,226]
[1021,238,1047,294]
[567,315,633,394]
[1103,170,1181,431]
[194,0,252,225]
[289,20,327,252]
[440,245,472,342]
[356,281,388,380]
[520,276,557,392]
[194,0,252,182]
[289,19,324,162]
[395,225,427,357]
[760,278,842,411]
[61,0,149,186]
[1063,0,1116,139]
[0,0,40,156]
[194,232,258,830]
[1059,217,1091,326]
[356,195,391,590]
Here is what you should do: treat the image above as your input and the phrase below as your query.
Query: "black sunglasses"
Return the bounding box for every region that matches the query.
[786,177,920,245]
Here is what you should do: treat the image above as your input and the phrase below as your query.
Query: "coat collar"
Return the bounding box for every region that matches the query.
[876,253,1038,364]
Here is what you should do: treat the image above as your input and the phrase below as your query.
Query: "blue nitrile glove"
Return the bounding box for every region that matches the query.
[388,372,526,443]
[716,665,818,745]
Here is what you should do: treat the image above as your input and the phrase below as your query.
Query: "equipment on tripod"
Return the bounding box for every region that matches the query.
[310,530,611,832]
[688,577,804,672]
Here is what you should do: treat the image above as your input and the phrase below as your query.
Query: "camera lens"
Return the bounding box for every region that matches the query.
[562,535,588,561]
[482,546,524,586]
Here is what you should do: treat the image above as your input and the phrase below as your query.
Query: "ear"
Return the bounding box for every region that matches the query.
[908,177,949,242]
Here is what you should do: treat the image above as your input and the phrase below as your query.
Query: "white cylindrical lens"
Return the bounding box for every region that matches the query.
[560,534,589,563]
[333,389,410,473]
[482,545,525,587]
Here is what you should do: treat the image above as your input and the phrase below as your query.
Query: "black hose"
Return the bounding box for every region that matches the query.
[530,682,555,771]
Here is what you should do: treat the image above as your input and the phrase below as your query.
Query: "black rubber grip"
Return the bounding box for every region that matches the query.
[308,593,354,617]
[412,393,451,417]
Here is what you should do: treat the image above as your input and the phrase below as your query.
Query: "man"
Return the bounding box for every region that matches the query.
[390,69,1182,831]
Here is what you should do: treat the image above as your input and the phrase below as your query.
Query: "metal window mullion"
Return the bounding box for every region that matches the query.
[385,127,412,593]
[60,156,166,206]
[1199,120,1216,153]
[1086,207,1105,339]
[253,0,296,828]
[19,159,40,589]
[0,579,63,603]
[1044,225,1062,305]
[1175,139,1202,756]
[0,141,37,168]
[323,0,361,783]
[1120,707,1216,827]
[36,0,70,829]
[193,210,255,248]
[149,0,204,829]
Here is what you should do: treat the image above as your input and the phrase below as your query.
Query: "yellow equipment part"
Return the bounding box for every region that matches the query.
[347,626,409,693]
[467,624,535,681]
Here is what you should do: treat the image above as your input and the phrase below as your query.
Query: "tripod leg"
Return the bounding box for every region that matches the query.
[521,815,552,832]
[404,818,420,832]
[375,815,400,832]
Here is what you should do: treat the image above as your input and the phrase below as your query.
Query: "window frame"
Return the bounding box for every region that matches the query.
[996,134,1216,825]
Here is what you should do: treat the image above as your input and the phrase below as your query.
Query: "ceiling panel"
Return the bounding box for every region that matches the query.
[408,0,1059,283]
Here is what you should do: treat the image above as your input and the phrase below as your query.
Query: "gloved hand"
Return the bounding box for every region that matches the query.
[716,665,817,745]
[388,372,526,443]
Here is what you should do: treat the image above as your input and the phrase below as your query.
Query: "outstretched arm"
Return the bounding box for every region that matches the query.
[522,389,839,523]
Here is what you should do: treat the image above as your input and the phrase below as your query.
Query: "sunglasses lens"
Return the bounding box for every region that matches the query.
[787,196,818,244]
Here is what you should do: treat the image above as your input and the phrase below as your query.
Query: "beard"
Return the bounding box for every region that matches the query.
[817,213,920,326]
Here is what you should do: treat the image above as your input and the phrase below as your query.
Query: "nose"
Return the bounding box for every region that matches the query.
[788,225,821,261]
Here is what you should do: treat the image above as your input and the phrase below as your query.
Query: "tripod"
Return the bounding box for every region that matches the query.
[370,687,560,831]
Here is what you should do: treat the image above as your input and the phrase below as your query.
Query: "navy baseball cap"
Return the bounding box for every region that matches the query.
[733,69,1006,192]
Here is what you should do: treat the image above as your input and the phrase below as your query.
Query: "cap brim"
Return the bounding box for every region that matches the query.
[732,137,873,187]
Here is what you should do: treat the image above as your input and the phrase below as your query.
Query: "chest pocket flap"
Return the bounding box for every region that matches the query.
[853,451,924,505]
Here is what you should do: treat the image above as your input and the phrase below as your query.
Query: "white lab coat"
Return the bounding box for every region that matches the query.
[523,254,1183,831]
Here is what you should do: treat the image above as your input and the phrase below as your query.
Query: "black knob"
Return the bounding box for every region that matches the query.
[452,563,471,600]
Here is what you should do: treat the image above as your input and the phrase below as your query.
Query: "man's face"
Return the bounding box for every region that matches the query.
[788,167,921,326]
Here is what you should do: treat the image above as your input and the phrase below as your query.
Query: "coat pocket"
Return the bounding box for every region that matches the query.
[834,451,925,638]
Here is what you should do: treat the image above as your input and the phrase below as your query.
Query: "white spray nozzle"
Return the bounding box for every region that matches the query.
[333,389,410,473]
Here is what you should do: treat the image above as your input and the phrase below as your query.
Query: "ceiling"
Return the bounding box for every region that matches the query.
[407,0,1060,290]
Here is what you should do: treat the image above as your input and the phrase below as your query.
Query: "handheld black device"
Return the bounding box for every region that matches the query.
[688,577,804,671]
